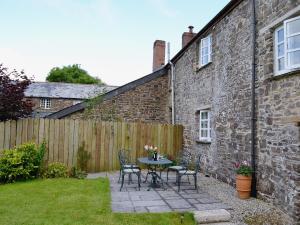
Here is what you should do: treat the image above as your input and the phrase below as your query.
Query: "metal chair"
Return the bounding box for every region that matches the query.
[118,149,139,183]
[119,150,141,191]
[177,154,201,192]
[166,150,192,183]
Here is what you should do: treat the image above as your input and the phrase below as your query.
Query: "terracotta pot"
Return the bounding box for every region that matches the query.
[236,175,252,199]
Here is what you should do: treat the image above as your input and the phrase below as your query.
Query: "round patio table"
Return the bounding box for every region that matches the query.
[138,157,172,190]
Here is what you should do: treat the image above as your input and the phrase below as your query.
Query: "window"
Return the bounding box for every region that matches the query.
[40,98,51,109]
[200,35,212,67]
[274,16,300,75]
[199,110,211,141]
[274,26,285,73]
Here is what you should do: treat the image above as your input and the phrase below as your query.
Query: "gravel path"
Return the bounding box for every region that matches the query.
[197,175,293,225]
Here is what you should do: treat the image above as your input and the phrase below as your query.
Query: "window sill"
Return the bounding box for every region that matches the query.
[271,68,300,80]
[195,139,211,144]
[196,62,212,72]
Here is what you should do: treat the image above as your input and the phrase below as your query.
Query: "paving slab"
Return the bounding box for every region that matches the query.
[134,206,148,213]
[102,171,229,213]
[166,199,192,209]
[132,200,167,207]
[147,205,172,212]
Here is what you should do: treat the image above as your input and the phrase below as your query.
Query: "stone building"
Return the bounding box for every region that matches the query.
[47,0,300,222]
[25,82,116,117]
[171,0,300,222]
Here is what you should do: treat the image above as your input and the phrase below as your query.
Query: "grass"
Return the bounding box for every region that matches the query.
[0,178,195,225]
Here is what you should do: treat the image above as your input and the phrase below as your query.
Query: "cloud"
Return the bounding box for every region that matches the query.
[147,0,178,18]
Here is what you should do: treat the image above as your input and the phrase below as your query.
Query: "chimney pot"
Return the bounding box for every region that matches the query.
[188,25,194,33]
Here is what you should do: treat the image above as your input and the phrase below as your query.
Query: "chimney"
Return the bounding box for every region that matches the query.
[152,40,166,71]
[182,26,196,48]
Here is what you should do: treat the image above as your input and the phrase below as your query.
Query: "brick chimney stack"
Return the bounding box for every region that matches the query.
[152,40,166,72]
[182,26,196,48]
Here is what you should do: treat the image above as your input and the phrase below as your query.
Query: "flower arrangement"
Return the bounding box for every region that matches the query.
[233,160,253,177]
[144,145,158,159]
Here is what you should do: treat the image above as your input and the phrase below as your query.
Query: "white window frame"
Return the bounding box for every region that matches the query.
[274,26,287,75]
[40,98,51,109]
[274,15,300,75]
[284,16,300,69]
[199,110,211,142]
[199,34,212,67]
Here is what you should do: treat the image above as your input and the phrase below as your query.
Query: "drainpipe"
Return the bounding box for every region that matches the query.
[168,42,175,124]
[250,0,257,198]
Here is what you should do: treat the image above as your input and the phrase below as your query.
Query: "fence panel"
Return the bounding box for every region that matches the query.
[0,119,183,172]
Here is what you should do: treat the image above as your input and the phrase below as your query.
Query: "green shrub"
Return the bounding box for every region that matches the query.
[77,142,91,172]
[43,162,68,178]
[35,141,46,175]
[70,166,87,179]
[0,142,46,183]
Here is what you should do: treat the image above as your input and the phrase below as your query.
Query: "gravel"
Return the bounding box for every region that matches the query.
[197,175,293,225]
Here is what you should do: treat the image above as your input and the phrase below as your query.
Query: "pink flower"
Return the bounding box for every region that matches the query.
[242,160,249,166]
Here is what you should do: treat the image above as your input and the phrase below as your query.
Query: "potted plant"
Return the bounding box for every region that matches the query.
[234,160,253,199]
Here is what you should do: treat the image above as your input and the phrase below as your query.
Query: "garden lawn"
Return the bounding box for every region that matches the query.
[0,178,195,225]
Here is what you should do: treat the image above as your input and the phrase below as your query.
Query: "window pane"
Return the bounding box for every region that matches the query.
[288,50,300,66]
[278,43,284,57]
[203,47,209,55]
[277,28,284,43]
[201,112,208,119]
[278,58,285,71]
[201,121,208,128]
[202,39,208,47]
[287,18,300,35]
[202,55,208,65]
[287,35,300,49]
[201,130,208,138]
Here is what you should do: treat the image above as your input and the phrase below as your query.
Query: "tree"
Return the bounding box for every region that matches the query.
[0,64,33,121]
[46,64,104,84]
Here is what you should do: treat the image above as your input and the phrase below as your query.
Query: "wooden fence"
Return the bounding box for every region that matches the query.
[0,119,183,172]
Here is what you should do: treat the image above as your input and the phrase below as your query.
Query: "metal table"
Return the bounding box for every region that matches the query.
[138,157,172,190]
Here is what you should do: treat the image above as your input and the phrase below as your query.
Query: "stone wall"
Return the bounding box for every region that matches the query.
[28,97,80,116]
[255,0,300,221]
[174,0,252,184]
[174,0,300,222]
[68,74,171,123]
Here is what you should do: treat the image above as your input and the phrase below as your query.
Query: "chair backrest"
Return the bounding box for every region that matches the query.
[178,150,192,167]
[194,154,201,173]
[118,149,130,167]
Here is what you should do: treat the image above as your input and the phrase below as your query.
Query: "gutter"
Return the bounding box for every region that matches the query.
[250,0,257,198]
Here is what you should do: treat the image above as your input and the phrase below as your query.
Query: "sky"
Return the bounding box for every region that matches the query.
[0,0,230,86]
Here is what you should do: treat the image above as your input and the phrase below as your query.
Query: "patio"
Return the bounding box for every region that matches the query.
[88,171,232,213]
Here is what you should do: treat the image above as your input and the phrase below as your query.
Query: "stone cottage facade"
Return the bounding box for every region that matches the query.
[171,0,299,222]
[256,0,300,221]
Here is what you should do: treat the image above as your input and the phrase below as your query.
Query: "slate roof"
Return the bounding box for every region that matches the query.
[25,82,117,99]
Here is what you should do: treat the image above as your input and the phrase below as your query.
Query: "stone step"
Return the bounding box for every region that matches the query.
[193,209,231,224]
